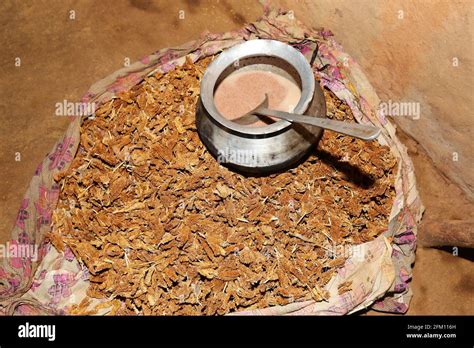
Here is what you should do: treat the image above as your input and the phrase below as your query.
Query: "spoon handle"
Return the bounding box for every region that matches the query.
[257,107,381,141]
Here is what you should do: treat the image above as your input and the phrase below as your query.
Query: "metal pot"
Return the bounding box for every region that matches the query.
[196,39,326,174]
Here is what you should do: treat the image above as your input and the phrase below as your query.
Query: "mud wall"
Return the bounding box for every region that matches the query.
[276,0,473,200]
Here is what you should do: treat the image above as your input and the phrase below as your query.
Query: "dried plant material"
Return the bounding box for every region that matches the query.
[50,56,396,315]
[337,280,353,295]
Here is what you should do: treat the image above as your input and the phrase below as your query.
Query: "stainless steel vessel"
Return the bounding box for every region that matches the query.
[196,39,326,174]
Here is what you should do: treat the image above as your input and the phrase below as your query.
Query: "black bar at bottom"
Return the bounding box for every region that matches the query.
[0,315,472,346]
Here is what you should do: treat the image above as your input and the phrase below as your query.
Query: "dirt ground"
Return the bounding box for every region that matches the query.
[0,0,472,314]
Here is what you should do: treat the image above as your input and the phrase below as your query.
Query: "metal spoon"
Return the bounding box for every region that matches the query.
[232,95,381,141]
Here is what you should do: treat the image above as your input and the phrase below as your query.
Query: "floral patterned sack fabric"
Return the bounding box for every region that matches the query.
[0,6,423,315]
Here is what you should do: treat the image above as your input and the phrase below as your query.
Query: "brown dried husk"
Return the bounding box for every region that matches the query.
[50,56,396,315]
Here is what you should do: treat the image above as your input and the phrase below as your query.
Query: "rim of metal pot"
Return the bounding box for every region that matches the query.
[200,39,315,136]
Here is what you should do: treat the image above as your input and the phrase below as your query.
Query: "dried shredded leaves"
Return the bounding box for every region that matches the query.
[49,56,396,315]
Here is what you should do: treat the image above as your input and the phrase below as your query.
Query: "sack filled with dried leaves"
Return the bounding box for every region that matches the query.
[50,56,397,315]
[0,8,423,316]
